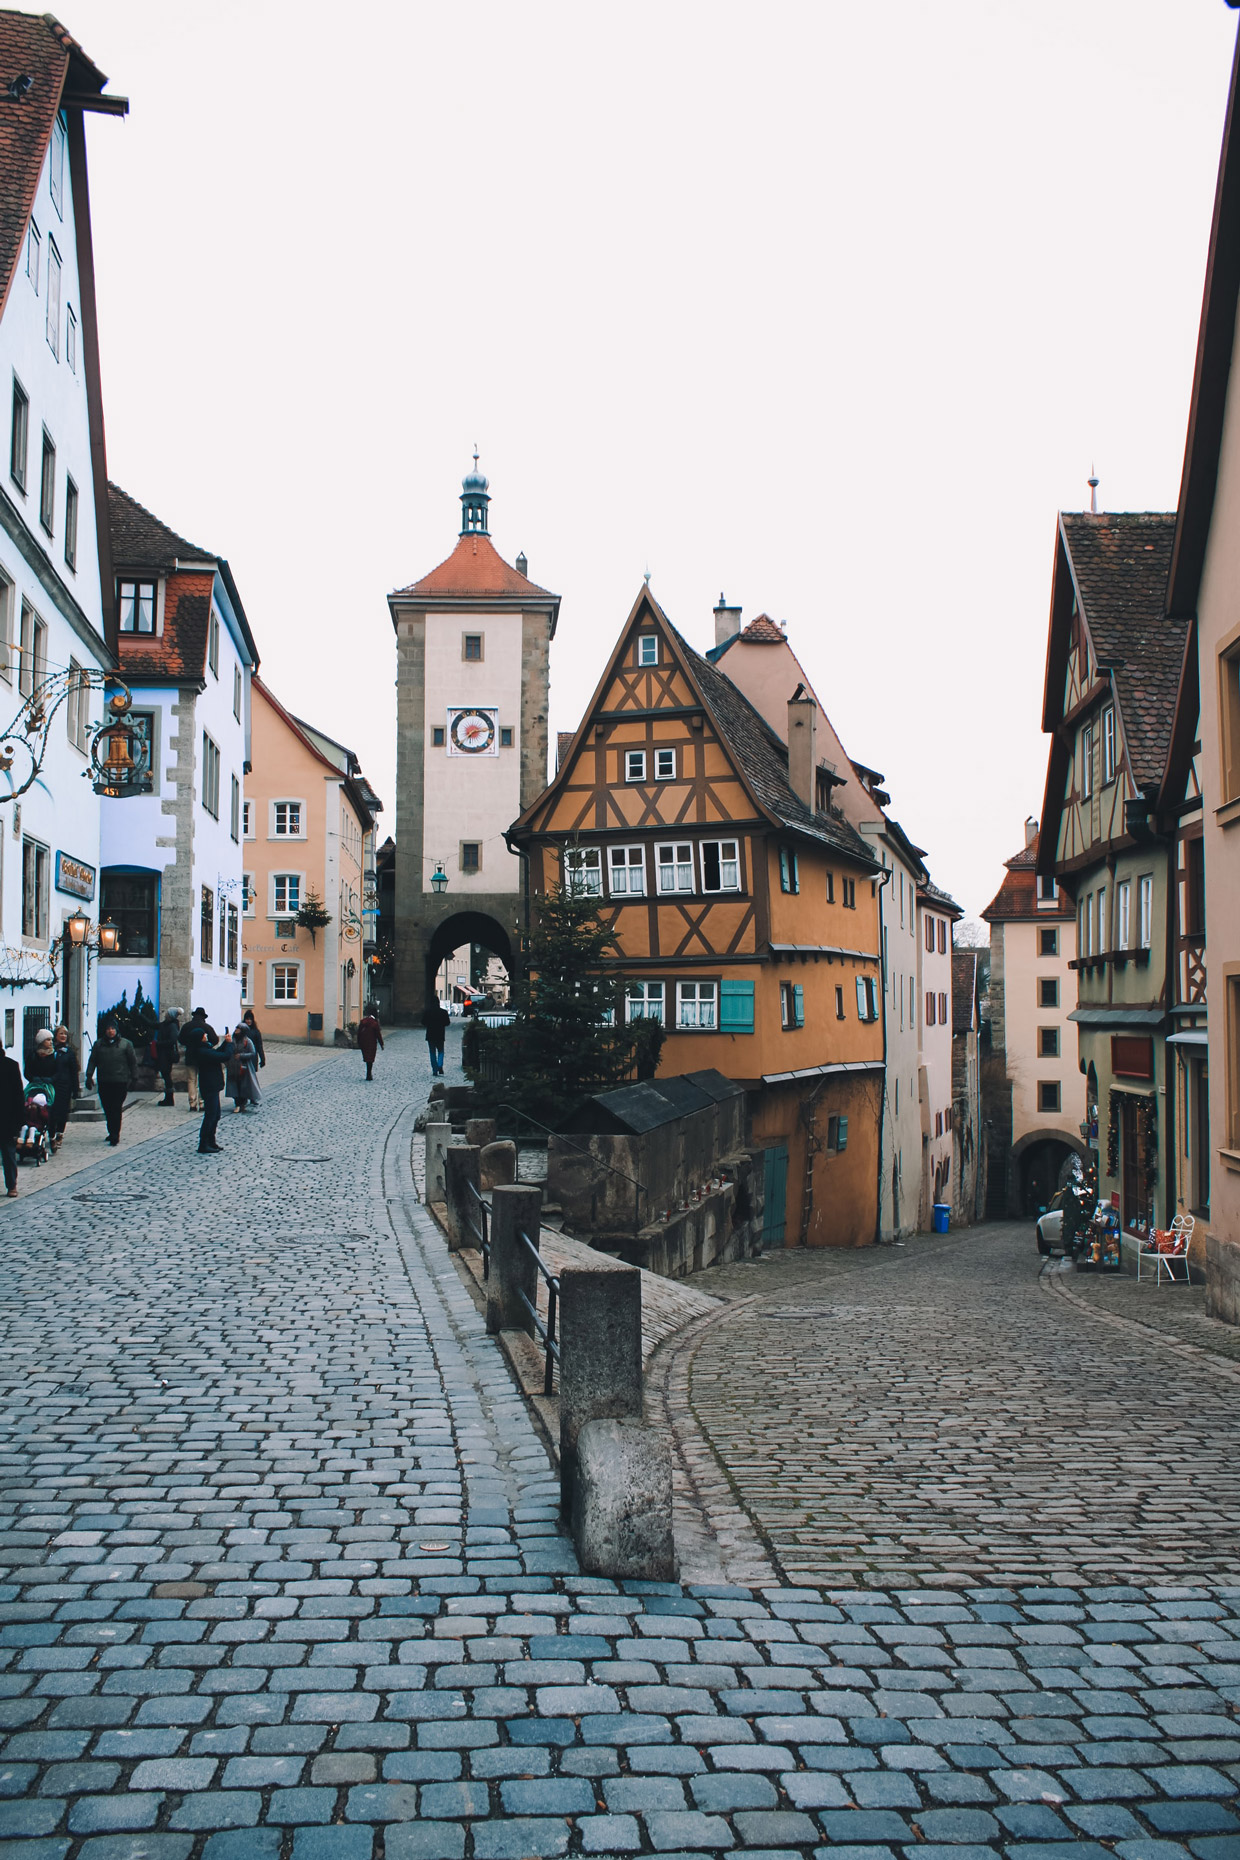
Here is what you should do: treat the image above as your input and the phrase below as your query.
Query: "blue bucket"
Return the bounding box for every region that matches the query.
[932,1202,950,1234]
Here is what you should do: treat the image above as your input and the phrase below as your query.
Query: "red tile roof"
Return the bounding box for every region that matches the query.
[982,831,1074,921]
[109,484,260,683]
[392,532,556,602]
[738,613,785,642]
[110,482,213,570]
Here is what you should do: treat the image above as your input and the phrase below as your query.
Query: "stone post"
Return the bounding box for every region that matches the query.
[481,1141,517,1191]
[424,1113,452,1207]
[486,1184,543,1337]
[443,1145,482,1253]
[558,1261,643,1514]
[465,1117,497,1149]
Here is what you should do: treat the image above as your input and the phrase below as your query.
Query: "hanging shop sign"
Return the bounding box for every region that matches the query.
[54,852,96,901]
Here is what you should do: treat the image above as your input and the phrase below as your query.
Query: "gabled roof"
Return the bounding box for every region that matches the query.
[982,830,1074,922]
[0,11,114,326]
[254,677,378,829]
[390,531,558,609]
[918,877,963,919]
[513,585,878,870]
[108,484,259,680]
[109,482,213,570]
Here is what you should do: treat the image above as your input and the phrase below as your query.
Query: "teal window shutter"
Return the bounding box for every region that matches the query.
[793,983,804,1027]
[720,978,754,1033]
[856,975,867,1019]
[837,1114,849,1151]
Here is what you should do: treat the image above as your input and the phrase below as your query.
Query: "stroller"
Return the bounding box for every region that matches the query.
[16,1080,54,1165]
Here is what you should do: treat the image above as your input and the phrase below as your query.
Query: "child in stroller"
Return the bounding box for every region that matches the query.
[17,1080,54,1164]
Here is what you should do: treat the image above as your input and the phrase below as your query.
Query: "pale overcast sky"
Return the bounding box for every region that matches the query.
[69,0,1237,917]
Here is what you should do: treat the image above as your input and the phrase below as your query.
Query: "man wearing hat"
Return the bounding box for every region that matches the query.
[178,1008,207,1111]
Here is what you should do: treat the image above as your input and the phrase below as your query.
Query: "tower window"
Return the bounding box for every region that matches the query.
[432,726,445,747]
[461,842,481,874]
[638,634,658,666]
[500,726,514,747]
[462,632,484,662]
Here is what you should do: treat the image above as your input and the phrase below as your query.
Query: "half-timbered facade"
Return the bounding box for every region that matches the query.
[1038,511,1190,1245]
[510,586,884,1249]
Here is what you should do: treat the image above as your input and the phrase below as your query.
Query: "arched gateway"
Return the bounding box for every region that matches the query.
[387,464,560,1023]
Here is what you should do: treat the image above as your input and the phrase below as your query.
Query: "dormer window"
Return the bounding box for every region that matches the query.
[638,634,658,666]
[118,581,156,634]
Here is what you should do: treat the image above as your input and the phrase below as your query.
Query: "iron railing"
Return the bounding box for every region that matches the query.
[515,1226,560,1396]
[491,1100,648,1235]
[465,1179,490,1279]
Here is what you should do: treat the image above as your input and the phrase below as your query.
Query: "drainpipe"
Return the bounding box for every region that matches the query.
[875,860,893,1245]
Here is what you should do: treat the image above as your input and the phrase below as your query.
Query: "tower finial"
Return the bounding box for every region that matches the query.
[460,451,491,536]
[1088,465,1099,515]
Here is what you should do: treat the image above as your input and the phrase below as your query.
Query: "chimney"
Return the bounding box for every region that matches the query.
[714,592,742,647]
[1024,816,1038,849]
[787,682,818,810]
[516,551,528,578]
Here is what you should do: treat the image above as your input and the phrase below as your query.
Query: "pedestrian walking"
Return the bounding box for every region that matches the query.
[0,1043,23,1196]
[178,1008,208,1111]
[84,1018,138,1145]
[358,1005,384,1081]
[425,998,450,1078]
[195,1025,234,1154]
[242,1011,266,1071]
[48,1026,80,1151]
[154,1007,181,1105]
[227,1023,261,1112]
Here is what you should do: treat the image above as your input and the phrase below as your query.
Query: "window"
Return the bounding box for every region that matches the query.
[65,659,88,751]
[1097,885,1108,954]
[780,981,805,1029]
[50,117,65,215]
[608,846,645,896]
[1102,707,1116,784]
[10,377,28,491]
[19,603,46,697]
[227,903,239,972]
[677,981,717,1029]
[656,843,694,894]
[564,846,602,896]
[778,846,799,893]
[935,1111,943,1138]
[63,475,77,570]
[233,664,242,721]
[462,632,483,662]
[1222,643,1240,803]
[1081,723,1094,800]
[625,750,647,783]
[1039,927,1058,957]
[1040,977,1059,1009]
[201,733,221,817]
[1079,893,1092,958]
[826,871,835,904]
[937,919,947,955]
[500,726,514,748]
[1138,874,1153,950]
[240,961,252,1006]
[654,747,676,781]
[835,985,845,1019]
[230,775,240,842]
[118,580,156,633]
[0,572,11,684]
[273,872,301,915]
[638,634,658,666]
[200,886,214,964]
[21,838,48,941]
[1039,1027,1060,1058]
[843,877,856,909]
[700,839,740,893]
[272,963,301,1003]
[242,800,253,839]
[45,240,60,358]
[26,220,39,290]
[1229,975,1240,1150]
[208,605,220,676]
[65,305,76,374]
[94,869,154,959]
[1036,874,1059,906]
[432,726,445,747]
[1038,1081,1062,1114]
[938,989,948,1022]
[720,978,754,1033]
[272,801,302,836]
[1185,835,1206,938]
[926,991,936,1026]
[461,841,480,874]
[242,872,254,916]
[925,914,935,952]
[626,980,665,1023]
[39,430,54,533]
[1115,878,1130,950]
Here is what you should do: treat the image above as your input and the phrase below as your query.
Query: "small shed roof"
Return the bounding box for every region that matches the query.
[559,1069,740,1135]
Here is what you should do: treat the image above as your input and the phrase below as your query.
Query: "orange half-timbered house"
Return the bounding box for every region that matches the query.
[510,587,884,1248]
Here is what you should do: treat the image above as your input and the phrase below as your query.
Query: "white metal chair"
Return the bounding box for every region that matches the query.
[1137,1212,1193,1285]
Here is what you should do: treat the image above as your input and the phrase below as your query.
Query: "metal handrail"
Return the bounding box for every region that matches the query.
[465,1179,491,1279]
[516,1225,559,1396]
[492,1099,648,1232]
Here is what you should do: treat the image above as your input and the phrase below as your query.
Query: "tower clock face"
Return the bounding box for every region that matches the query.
[447,708,498,756]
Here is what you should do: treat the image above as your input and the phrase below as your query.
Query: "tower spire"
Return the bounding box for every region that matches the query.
[460,451,491,535]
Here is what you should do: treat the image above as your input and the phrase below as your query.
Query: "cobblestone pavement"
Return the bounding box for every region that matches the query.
[4,1072,1240,1860]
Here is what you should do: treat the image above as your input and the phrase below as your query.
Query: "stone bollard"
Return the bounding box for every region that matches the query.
[428,1081,447,1103]
[486,1184,543,1337]
[573,1417,675,1581]
[424,1113,452,1206]
[480,1140,516,1192]
[558,1262,644,1513]
[465,1117,498,1150]
[443,1145,482,1253]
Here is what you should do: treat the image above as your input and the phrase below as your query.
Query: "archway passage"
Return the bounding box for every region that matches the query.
[424,911,514,1013]
[1019,1138,1076,1216]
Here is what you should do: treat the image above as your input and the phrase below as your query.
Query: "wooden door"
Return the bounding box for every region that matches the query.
[763,1146,788,1247]
[1120,1099,1148,1231]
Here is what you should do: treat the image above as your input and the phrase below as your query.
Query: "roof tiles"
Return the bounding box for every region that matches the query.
[393,531,556,602]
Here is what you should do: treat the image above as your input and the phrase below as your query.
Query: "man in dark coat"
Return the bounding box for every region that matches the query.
[358,1008,384,1081]
[154,1008,182,1106]
[178,1008,207,1112]
[84,1018,139,1146]
[195,1025,234,1154]
[0,1046,24,1196]
[425,999,450,1078]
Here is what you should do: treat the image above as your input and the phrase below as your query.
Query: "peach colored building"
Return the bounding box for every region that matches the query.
[242,678,380,1043]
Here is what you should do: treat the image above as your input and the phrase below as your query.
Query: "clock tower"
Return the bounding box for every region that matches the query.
[388,464,560,1021]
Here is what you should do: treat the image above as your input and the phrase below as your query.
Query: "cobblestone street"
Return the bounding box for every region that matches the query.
[2,1044,1240,1860]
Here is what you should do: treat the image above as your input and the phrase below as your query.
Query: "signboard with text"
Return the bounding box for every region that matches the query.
[54,852,96,901]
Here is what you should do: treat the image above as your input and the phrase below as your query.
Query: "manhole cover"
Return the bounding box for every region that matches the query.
[73,1191,149,1202]
[765,1308,839,1321]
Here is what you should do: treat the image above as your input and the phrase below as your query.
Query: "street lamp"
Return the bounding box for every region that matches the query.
[431,863,448,895]
[98,920,121,954]
[65,909,89,946]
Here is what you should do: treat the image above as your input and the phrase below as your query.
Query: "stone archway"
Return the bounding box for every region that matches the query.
[424,911,514,1013]
[1012,1129,1088,1216]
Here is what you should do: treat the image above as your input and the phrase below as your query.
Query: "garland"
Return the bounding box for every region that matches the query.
[0,943,58,992]
[1106,1088,1158,1190]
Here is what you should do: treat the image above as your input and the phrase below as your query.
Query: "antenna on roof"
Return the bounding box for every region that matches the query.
[1088,466,1099,515]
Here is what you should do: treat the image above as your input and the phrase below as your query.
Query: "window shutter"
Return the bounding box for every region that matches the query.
[719,978,754,1033]
[836,1115,848,1152]
[793,984,804,1027]
[856,976,867,1018]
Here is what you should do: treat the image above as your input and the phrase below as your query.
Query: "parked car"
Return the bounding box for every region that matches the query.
[1036,1192,1067,1256]
[1036,1181,1094,1258]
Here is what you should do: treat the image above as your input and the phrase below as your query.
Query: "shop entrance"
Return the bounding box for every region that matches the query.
[1121,1097,1149,1233]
